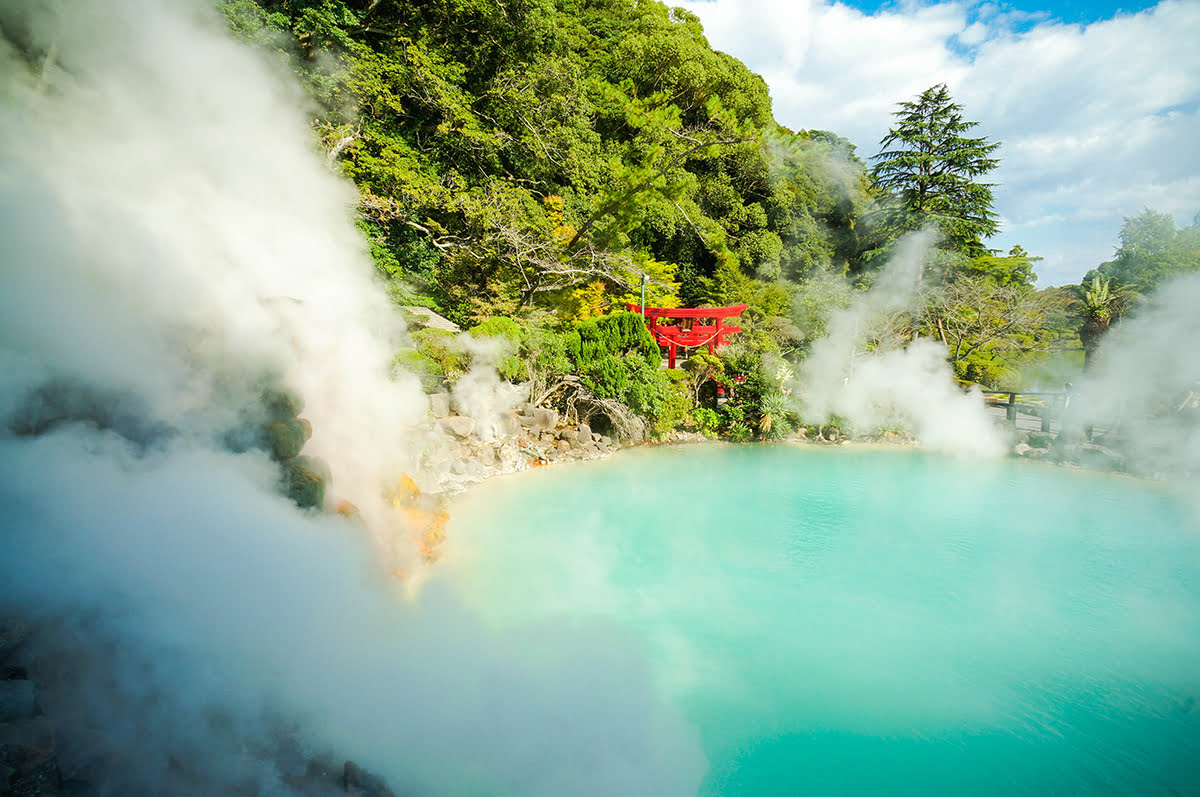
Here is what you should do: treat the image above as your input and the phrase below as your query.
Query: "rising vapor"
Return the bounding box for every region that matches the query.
[798,229,1008,457]
[0,0,705,793]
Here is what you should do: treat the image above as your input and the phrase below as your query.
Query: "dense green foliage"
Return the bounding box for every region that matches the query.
[1091,209,1200,294]
[222,1,1195,441]
[226,0,877,327]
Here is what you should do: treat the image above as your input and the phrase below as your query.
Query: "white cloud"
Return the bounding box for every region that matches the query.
[678,0,1200,285]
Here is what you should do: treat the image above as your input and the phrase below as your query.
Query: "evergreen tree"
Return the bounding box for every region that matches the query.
[870,83,1000,257]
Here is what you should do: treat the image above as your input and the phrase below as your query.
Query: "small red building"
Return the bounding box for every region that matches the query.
[625,303,747,368]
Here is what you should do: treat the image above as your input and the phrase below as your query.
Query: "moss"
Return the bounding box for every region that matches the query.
[264,418,311,461]
[284,456,330,510]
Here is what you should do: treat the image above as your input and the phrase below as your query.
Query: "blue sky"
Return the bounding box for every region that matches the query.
[677,0,1200,286]
[839,0,1159,25]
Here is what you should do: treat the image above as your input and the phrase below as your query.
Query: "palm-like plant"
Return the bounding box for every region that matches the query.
[1071,275,1139,369]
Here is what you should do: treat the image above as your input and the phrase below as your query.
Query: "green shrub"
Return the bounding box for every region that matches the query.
[719,403,745,428]
[393,348,438,376]
[566,311,659,369]
[691,407,721,435]
[757,391,793,440]
[411,328,470,381]
[727,421,752,442]
[470,316,522,344]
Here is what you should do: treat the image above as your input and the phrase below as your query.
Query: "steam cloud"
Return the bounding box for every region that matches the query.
[799,229,1008,457]
[1068,274,1200,484]
[0,0,704,794]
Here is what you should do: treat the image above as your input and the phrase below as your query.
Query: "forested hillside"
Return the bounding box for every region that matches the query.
[222,0,1199,440]
[225,0,872,320]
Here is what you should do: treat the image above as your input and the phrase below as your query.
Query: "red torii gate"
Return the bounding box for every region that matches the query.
[625,303,747,369]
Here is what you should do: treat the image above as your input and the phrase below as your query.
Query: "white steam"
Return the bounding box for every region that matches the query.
[451,334,526,442]
[1069,274,1200,481]
[799,229,1008,457]
[0,0,705,793]
[0,0,428,549]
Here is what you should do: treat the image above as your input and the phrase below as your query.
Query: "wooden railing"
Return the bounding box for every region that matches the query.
[980,390,1070,432]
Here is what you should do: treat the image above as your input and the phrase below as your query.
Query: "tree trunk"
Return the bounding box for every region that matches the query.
[1079,317,1109,371]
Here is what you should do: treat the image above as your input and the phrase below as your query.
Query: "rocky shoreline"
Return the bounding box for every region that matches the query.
[414,395,624,495]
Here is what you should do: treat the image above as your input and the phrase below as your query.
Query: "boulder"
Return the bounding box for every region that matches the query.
[532,408,559,432]
[0,679,36,723]
[497,442,522,467]
[428,393,451,419]
[600,435,612,447]
[577,423,592,441]
[557,439,571,454]
[558,429,577,444]
[1027,431,1055,449]
[495,412,521,437]
[439,416,475,439]
[1078,442,1125,472]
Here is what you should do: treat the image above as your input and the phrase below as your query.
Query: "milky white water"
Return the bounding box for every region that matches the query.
[442,445,1200,795]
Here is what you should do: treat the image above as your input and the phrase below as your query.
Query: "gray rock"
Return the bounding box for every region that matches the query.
[439,415,475,438]
[1027,431,1055,449]
[428,393,451,419]
[0,680,36,723]
[477,445,499,467]
[1078,442,1125,472]
[558,429,577,443]
[592,432,602,442]
[532,408,559,432]
[577,423,592,441]
[557,439,571,454]
[1013,442,1031,456]
[495,412,521,436]
[498,442,521,467]
[600,436,612,447]
[517,413,537,428]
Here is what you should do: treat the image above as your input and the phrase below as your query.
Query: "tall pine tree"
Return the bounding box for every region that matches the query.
[870,83,1000,258]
